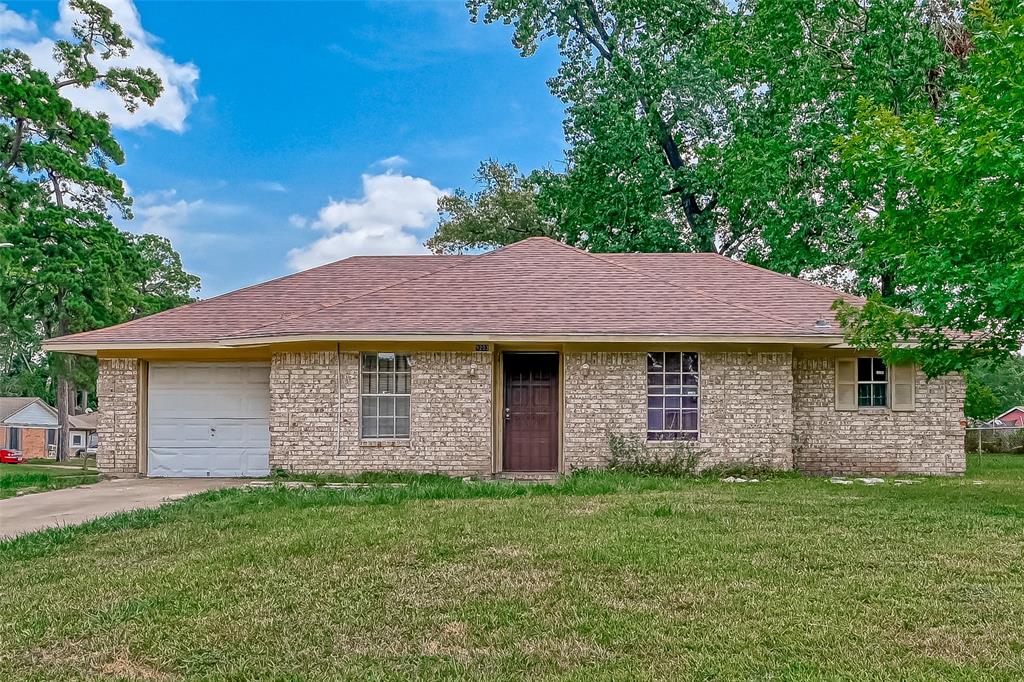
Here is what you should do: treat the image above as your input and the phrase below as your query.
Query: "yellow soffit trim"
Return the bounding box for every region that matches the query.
[44,333,847,354]
[42,341,222,355]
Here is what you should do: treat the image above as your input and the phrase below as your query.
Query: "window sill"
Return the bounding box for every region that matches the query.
[857,407,889,415]
[359,438,412,448]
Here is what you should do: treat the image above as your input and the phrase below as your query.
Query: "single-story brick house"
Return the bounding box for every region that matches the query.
[43,237,966,478]
[0,397,59,458]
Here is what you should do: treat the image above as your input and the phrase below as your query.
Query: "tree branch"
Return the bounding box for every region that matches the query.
[2,118,25,171]
[48,170,65,208]
[54,71,107,90]
[583,0,613,46]
[568,7,613,62]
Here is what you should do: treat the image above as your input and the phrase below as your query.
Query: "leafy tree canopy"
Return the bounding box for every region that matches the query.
[835,0,1024,376]
[427,160,556,254]
[965,354,1024,421]
[457,0,966,286]
[0,0,198,454]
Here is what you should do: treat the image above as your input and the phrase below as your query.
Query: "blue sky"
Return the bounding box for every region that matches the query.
[2,0,565,295]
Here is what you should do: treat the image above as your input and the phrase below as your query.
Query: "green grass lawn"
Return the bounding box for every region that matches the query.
[0,462,101,500]
[25,456,98,469]
[1,456,1022,680]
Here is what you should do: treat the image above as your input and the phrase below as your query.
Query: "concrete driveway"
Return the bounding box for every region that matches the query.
[0,478,246,540]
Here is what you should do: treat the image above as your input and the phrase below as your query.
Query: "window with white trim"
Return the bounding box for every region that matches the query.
[360,352,411,439]
[647,352,699,441]
[857,357,888,407]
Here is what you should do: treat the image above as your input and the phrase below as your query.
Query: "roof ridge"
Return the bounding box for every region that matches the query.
[227,239,565,337]
[0,397,52,422]
[558,242,815,334]
[232,237,827,340]
[50,253,466,344]
[228,250,496,337]
[703,252,864,304]
[994,406,1024,419]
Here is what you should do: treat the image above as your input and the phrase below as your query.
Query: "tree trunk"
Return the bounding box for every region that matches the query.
[54,306,72,462]
[880,271,896,298]
[56,373,71,462]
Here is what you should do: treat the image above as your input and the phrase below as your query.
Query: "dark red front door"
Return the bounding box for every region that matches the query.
[502,353,559,472]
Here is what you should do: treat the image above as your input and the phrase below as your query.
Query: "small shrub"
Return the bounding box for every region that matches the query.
[606,433,709,477]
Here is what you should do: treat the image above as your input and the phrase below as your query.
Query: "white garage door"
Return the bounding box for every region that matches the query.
[148,362,270,477]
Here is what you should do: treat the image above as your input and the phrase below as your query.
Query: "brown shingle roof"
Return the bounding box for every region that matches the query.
[68,412,100,430]
[47,238,859,348]
[49,255,469,344]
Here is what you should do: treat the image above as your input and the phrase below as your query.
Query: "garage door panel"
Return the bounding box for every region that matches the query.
[148,447,271,478]
[149,421,210,447]
[148,362,270,478]
[148,365,270,420]
[148,391,269,420]
[149,419,270,449]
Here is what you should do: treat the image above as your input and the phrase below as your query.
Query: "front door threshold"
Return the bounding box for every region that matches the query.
[493,471,560,484]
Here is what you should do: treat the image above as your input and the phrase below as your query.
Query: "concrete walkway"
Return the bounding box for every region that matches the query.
[0,478,246,540]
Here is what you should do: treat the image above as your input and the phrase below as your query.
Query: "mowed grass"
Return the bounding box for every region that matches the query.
[0,463,100,499]
[1,456,1022,680]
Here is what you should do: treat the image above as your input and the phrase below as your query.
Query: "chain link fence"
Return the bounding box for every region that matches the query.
[965,425,1024,454]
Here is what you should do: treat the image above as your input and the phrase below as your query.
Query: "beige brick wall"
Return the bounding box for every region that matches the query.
[792,351,966,475]
[92,346,966,479]
[563,352,647,471]
[269,351,340,471]
[700,351,794,469]
[270,350,493,477]
[96,357,139,475]
[563,351,794,471]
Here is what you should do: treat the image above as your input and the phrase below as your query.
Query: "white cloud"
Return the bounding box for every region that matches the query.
[288,172,446,271]
[136,187,177,206]
[132,197,244,250]
[375,155,409,170]
[254,181,287,193]
[0,3,37,36]
[4,0,198,132]
[288,214,308,229]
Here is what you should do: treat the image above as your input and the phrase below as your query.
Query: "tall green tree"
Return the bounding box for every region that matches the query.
[427,160,555,254]
[468,0,731,255]
[460,0,968,291]
[129,233,200,317]
[835,0,1024,376]
[1,0,196,458]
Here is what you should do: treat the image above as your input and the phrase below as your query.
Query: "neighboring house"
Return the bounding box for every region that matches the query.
[68,411,100,455]
[989,407,1024,427]
[43,237,966,479]
[0,397,58,458]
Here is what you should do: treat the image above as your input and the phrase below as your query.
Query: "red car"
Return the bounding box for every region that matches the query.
[0,449,24,464]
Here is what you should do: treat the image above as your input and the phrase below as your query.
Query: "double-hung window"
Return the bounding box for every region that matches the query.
[361,352,411,439]
[647,352,699,441]
[857,357,888,407]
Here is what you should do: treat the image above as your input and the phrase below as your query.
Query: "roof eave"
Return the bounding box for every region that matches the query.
[197,332,849,347]
[42,341,224,356]
[44,333,849,354]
